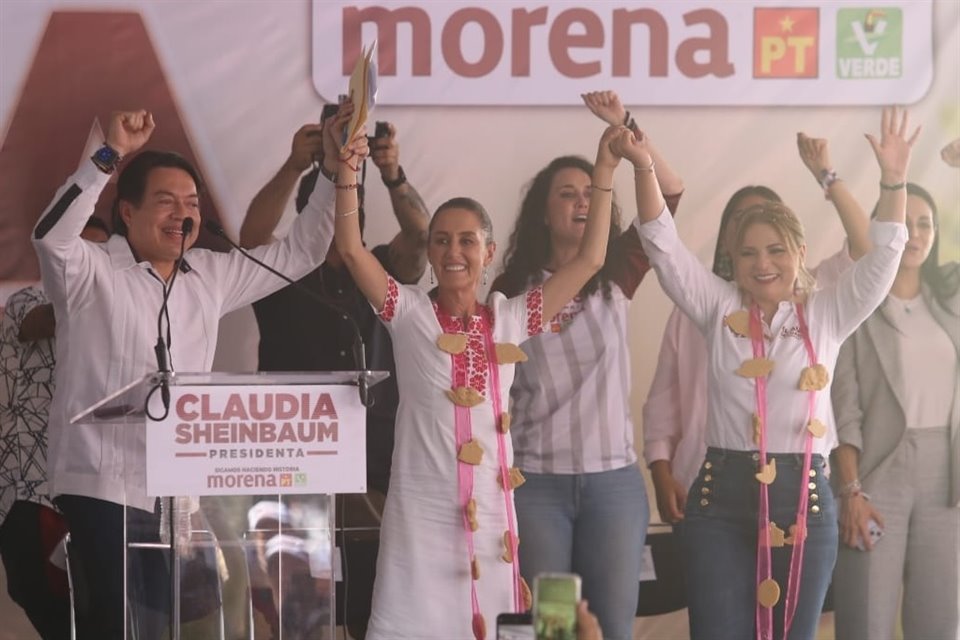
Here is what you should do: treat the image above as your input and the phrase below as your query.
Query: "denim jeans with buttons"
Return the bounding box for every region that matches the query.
[681,448,838,640]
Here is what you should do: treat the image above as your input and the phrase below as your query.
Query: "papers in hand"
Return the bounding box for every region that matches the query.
[342,41,378,153]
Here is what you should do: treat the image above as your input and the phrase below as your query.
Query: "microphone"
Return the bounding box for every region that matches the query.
[148,217,194,420]
[204,220,373,407]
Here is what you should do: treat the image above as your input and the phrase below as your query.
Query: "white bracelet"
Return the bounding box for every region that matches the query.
[634,160,656,173]
[336,207,359,218]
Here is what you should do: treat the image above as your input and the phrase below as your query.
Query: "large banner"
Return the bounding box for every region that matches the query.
[314,0,933,105]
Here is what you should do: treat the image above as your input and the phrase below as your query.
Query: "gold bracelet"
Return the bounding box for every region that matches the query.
[634,160,656,173]
[592,184,613,192]
[336,208,359,218]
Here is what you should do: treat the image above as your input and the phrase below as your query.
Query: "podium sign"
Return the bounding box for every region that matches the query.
[147,384,366,497]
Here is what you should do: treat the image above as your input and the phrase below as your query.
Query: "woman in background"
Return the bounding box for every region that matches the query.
[831,179,959,640]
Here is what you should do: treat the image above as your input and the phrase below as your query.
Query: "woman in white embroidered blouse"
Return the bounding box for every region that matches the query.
[330,120,629,639]
[623,108,915,640]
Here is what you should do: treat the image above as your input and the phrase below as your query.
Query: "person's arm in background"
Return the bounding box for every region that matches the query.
[643,309,687,524]
[797,132,871,260]
[16,303,55,342]
[369,123,430,283]
[239,122,326,248]
[831,339,884,550]
[582,90,683,198]
[941,136,960,168]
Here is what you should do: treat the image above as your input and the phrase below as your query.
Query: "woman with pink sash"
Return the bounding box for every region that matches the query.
[331,122,628,639]
[626,108,915,640]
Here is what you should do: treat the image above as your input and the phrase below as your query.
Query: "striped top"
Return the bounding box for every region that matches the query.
[503,195,680,474]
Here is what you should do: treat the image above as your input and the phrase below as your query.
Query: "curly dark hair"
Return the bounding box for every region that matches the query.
[494,156,623,299]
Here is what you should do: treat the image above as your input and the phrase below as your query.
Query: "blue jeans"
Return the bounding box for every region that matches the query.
[681,448,838,640]
[515,464,649,640]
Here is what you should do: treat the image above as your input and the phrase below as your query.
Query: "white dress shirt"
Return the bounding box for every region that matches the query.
[636,207,905,457]
[32,160,335,510]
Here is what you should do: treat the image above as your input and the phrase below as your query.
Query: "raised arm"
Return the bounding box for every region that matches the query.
[334,118,387,309]
[239,123,326,248]
[797,132,871,259]
[582,90,684,197]
[369,122,430,283]
[33,110,154,306]
[868,107,919,224]
[539,125,623,322]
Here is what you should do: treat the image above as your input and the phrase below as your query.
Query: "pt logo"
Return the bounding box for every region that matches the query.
[754,8,820,78]
[837,8,903,78]
[280,474,292,487]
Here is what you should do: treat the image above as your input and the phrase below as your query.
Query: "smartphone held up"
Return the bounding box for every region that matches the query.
[533,573,581,640]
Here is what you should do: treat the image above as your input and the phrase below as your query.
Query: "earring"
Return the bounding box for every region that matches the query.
[715,253,733,281]
[482,268,488,286]
[429,266,434,285]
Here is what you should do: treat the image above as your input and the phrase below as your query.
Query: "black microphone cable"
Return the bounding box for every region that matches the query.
[146,217,194,421]
[205,219,374,407]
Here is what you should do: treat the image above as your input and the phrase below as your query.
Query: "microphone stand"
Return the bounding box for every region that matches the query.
[205,220,374,407]
[146,217,194,421]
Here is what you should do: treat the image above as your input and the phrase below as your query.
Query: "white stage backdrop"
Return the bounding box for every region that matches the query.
[1,0,958,480]
[0,1,958,635]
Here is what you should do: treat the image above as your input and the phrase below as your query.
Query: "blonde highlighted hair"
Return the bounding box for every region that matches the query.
[733,201,817,294]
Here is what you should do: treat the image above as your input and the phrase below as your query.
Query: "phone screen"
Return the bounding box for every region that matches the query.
[497,622,535,640]
[534,575,580,640]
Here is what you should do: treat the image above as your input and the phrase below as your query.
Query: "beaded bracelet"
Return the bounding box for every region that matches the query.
[335,183,360,191]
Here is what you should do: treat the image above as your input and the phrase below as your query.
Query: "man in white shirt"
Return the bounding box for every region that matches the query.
[32,110,336,638]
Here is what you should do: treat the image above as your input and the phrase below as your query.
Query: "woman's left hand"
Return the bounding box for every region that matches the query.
[865,106,920,184]
[608,125,653,170]
[595,124,628,171]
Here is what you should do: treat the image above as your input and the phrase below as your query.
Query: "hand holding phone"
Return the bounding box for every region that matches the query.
[533,573,581,640]
[497,612,534,640]
[854,517,884,551]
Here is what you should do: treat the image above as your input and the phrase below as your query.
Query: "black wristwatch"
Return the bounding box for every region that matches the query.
[91,144,123,174]
[381,165,407,189]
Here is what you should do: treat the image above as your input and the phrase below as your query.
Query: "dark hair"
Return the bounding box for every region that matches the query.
[712,185,783,280]
[872,182,956,305]
[296,167,366,232]
[83,215,111,236]
[495,156,623,298]
[111,150,204,236]
[429,197,494,244]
